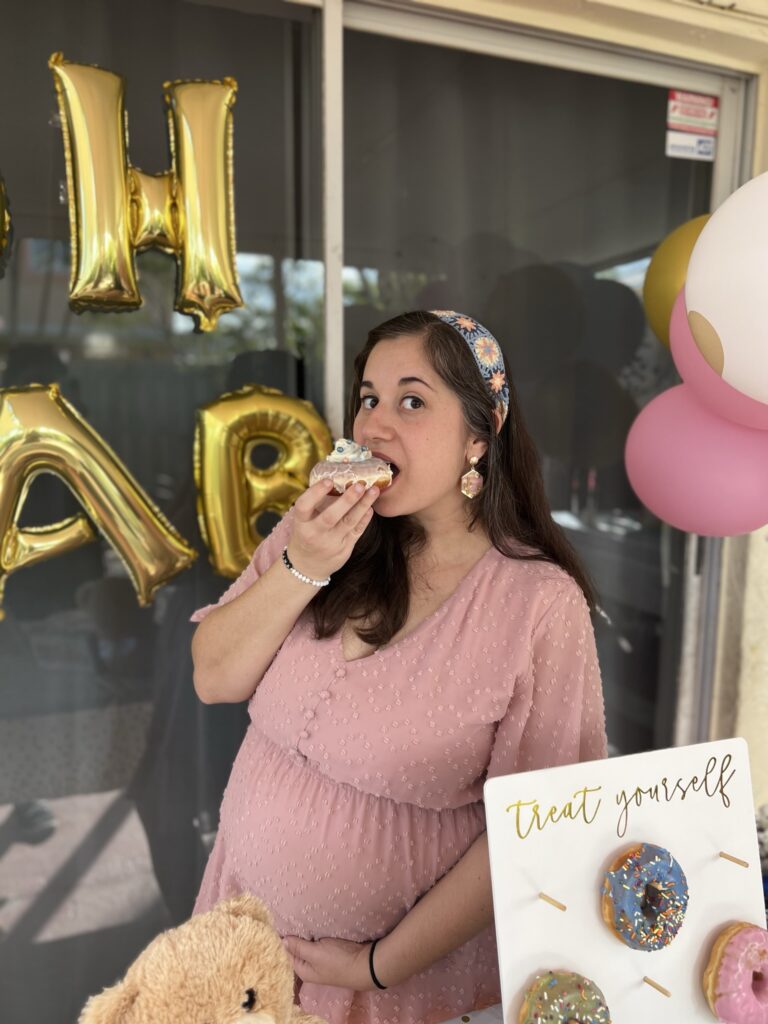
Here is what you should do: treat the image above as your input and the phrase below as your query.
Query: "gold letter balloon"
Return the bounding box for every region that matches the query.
[49,52,244,332]
[195,386,332,577]
[0,385,197,618]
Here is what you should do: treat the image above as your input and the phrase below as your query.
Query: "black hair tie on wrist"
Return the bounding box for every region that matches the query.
[369,938,387,990]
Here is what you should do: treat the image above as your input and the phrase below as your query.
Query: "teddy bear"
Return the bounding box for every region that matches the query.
[78,894,328,1024]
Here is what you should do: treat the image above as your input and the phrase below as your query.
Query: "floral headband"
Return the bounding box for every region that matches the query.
[429,310,509,427]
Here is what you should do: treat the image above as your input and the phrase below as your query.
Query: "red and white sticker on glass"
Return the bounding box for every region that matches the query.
[665,90,719,162]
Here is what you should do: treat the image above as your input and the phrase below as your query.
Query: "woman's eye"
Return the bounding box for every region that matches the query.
[359,395,423,410]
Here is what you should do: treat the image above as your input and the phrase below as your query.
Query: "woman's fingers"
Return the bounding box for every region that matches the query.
[288,479,379,578]
[293,479,335,521]
[341,486,379,536]
[294,480,371,525]
[318,482,375,530]
[350,507,374,538]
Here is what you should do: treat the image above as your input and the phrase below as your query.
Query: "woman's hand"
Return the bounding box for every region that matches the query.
[285,479,380,582]
[283,934,376,991]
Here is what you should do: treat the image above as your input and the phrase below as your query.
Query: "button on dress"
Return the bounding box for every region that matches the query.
[190,506,607,1024]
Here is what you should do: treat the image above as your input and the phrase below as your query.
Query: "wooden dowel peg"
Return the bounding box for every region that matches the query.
[719,851,749,869]
[538,892,567,912]
[643,976,671,998]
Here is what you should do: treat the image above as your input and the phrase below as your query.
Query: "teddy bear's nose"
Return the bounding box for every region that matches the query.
[242,987,258,1011]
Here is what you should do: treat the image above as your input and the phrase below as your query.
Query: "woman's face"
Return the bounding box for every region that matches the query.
[353,333,483,520]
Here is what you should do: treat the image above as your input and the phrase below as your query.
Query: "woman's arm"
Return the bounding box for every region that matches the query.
[284,831,494,990]
[373,830,493,987]
[192,557,325,704]
[192,480,380,705]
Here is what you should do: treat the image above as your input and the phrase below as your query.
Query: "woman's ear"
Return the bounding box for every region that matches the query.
[469,410,503,460]
[78,981,138,1024]
[215,893,273,927]
[469,430,491,460]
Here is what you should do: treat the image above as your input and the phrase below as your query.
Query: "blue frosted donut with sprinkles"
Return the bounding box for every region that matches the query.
[601,842,689,951]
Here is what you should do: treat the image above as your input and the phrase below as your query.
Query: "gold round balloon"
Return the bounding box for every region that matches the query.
[643,214,709,347]
[194,386,333,578]
[0,384,196,618]
[0,172,12,279]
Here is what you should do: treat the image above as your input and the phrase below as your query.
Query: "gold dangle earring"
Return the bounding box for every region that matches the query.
[460,456,483,498]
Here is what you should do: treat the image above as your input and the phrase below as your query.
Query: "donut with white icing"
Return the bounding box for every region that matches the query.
[309,438,393,493]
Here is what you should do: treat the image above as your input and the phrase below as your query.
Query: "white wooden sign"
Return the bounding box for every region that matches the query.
[484,739,764,1023]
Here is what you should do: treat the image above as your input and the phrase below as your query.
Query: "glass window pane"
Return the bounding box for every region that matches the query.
[343,30,713,758]
[0,3,321,1020]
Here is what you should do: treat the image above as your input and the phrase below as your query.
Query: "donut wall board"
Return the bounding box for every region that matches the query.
[484,738,764,1023]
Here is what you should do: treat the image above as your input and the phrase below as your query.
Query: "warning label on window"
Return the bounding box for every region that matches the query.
[666,90,719,162]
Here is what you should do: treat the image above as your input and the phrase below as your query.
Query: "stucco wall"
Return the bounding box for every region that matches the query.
[734,528,768,805]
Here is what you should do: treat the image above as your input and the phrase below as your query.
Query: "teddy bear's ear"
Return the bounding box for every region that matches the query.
[78,980,138,1024]
[212,893,273,927]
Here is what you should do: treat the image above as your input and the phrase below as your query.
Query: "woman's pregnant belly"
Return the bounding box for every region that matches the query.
[215,726,487,940]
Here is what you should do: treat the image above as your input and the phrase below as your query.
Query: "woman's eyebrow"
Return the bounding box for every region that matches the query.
[360,376,435,391]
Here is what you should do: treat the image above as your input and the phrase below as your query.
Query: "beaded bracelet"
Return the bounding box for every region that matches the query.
[281,547,331,588]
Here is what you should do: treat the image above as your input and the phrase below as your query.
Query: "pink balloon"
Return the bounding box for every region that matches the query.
[625,385,768,535]
[670,288,768,430]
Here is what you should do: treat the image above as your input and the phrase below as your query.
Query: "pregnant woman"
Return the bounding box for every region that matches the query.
[190,310,607,1024]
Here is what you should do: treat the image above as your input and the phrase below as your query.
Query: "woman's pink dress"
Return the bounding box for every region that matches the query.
[190,506,607,1024]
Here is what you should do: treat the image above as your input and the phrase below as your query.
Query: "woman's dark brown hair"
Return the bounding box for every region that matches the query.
[311,310,596,645]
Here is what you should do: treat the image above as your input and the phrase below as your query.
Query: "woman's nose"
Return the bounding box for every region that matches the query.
[360,400,395,440]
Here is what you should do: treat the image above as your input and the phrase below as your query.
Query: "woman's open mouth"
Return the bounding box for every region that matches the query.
[370,451,400,489]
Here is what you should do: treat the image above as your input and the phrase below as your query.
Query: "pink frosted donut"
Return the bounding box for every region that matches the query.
[703,922,768,1024]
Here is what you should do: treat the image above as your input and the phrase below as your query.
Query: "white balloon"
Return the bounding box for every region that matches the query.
[685,171,768,405]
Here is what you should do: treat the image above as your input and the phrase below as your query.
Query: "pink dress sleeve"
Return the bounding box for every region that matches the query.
[189,506,296,624]
[486,578,607,780]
